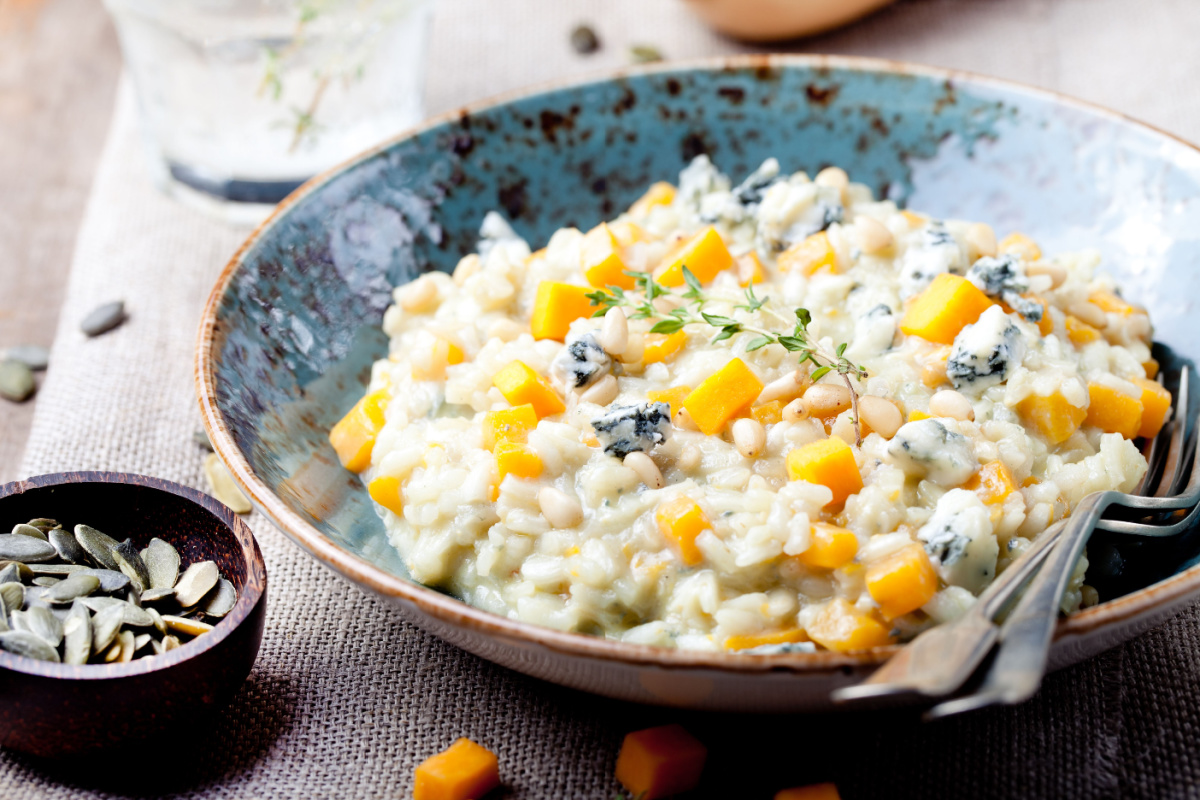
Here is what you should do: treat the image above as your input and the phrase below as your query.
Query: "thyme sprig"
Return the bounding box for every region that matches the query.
[586,267,869,443]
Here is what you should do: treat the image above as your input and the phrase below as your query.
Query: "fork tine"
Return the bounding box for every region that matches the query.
[1161,365,1191,498]
[1133,374,1172,497]
[1099,428,1199,536]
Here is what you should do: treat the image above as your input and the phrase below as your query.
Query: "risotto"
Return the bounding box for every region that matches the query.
[329,156,1170,653]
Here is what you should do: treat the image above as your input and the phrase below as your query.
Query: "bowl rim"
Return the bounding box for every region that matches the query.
[0,471,266,679]
[196,52,1200,674]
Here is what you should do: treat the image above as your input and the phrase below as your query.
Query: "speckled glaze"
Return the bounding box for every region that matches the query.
[0,473,267,755]
[197,55,1198,712]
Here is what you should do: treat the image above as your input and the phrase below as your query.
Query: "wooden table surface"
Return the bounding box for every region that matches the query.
[0,0,120,482]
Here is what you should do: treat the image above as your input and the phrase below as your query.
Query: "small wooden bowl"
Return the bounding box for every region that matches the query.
[0,472,267,757]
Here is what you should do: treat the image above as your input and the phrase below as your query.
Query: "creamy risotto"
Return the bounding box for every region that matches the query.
[329,156,1171,653]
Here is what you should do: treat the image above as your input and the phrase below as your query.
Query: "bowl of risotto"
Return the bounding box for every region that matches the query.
[197,55,1200,711]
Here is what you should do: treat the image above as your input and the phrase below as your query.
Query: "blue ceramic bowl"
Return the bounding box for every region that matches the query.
[197,55,1199,711]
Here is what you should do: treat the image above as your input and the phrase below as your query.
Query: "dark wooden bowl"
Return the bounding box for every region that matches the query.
[0,472,267,757]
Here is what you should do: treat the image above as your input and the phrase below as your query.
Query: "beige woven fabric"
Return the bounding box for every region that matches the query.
[6,0,1200,797]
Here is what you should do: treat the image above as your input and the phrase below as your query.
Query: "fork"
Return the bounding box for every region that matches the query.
[833,365,1197,711]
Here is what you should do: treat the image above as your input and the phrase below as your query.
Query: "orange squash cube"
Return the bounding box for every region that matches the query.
[1065,315,1102,346]
[657,226,734,287]
[492,361,565,418]
[778,231,837,276]
[796,523,858,570]
[367,476,405,517]
[1143,358,1160,380]
[413,738,500,800]
[965,461,1018,505]
[646,385,692,418]
[682,358,764,435]
[866,543,939,620]
[1089,290,1137,316]
[806,598,893,653]
[900,274,994,345]
[1133,377,1171,439]
[329,389,390,473]
[615,725,707,800]
[786,437,862,507]
[655,497,710,566]
[629,181,676,217]
[723,628,809,651]
[775,784,842,800]
[1085,382,1143,439]
[481,404,538,450]
[581,222,635,290]
[998,232,1042,261]
[737,251,767,286]
[530,281,598,341]
[1016,391,1088,444]
[751,400,785,426]
[1021,294,1054,336]
[907,409,932,422]
[494,441,543,483]
[643,330,688,365]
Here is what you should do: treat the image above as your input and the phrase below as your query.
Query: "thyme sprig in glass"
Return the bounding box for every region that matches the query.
[586,267,870,444]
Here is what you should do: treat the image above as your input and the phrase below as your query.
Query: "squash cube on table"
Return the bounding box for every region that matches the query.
[646,385,692,418]
[492,361,565,418]
[413,738,500,800]
[615,724,707,800]
[795,522,858,570]
[581,222,635,290]
[481,404,538,450]
[775,784,842,800]
[865,543,939,620]
[806,598,893,652]
[681,358,764,435]
[367,476,405,517]
[1133,377,1171,439]
[656,226,733,287]
[786,437,862,507]
[899,273,993,345]
[1016,390,1087,444]
[494,441,543,483]
[778,231,837,276]
[1085,382,1143,439]
[642,330,688,365]
[328,389,390,474]
[655,497,710,566]
[530,281,598,341]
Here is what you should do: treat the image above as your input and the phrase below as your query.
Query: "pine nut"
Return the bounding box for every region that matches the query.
[486,318,525,342]
[758,370,809,404]
[1026,262,1067,289]
[815,166,849,190]
[580,374,618,405]
[398,275,438,312]
[538,487,583,528]
[965,223,997,259]
[452,253,482,286]
[674,408,700,431]
[624,451,665,489]
[857,396,902,439]
[929,389,975,421]
[598,307,629,357]
[678,444,701,472]
[782,398,810,422]
[1068,301,1108,329]
[803,384,852,417]
[732,418,767,458]
[854,216,894,254]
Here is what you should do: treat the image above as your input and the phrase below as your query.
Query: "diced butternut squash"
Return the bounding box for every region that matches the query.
[647,386,692,418]
[615,724,707,800]
[657,226,734,287]
[629,181,676,217]
[1065,315,1102,346]
[965,461,1018,505]
[786,437,862,507]
[367,476,405,517]
[723,628,809,651]
[655,497,710,566]
[795,523,858,570]
[581,222,635,290]
[806,598,894,653]
[1143,358,1160,380]
[494,441,543,483]
[413,738,500,800]
[866,543,939,620]
[530,281,598,341]
[642,331,688,365]
[999,232,1042,262]
[907,409,932,422]
[1016,391,1088,444]
[682,358,764,435]
[481,404,539,450]
[900,274,993,345]
[737,251,767,286]
[492,361,565,418]
[900,210,927,228]
[609,219,649,247]
[1133,377,1171,439]
[751,400,784,426]
[775,784,842,800]
[1085,382,1143,439]
[413,337,466,380]
[329,389,390,473]
[1089,290,1136,316]
[778,232,837,276]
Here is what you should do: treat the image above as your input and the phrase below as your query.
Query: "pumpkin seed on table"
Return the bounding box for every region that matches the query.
[0,535,57,563]
[629,44,663,64]
[142,537,180,589]
[0,359,35,402]
[204,453,252,514]
[80,300,126,337]
[74,525,121,570]
[2,344,49,371]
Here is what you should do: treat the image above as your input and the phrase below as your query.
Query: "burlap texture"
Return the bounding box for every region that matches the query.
[5,1,1200,797]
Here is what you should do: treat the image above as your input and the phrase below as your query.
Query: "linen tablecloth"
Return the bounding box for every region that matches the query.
[7,1,1200,797]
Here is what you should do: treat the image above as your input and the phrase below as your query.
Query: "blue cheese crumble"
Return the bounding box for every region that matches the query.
[966,254,1043,324]
[591,402,671,459]
[917,489,998,594]
[887,418,978,486]
[898,221,965,299]
[551,332,612,390]
[947,305,1026,391]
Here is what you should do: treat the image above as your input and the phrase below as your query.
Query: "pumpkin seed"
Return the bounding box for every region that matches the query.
[0,359,35,402]
[140,587,175,603]
[146,606,167,635]
[161,615,213,637]
[201,578,237,619]
[9,609,30,633]
[0,562,27,584]
[11,523,48,541]
[0,535,57,563]
[79,596,124,613]
[103,640,121,662]
[62,601,92,665]
[30,563,86,576]
[25,605,63,647]
[77,568,130,593]
[629,43,663,64]
[46,573,101,604]
[48,529,88,565]
[3,344,49,371]
[204,453,252,514]
[121,603,155,628]
[91,604,124,652]
[162,634,181,652]
[151,639,165,655]
[133,633,152,653]
[117,629,135,662]
[0,630,59,662]
[0,582,24,614]
[142,538,180,590]
[112,539,150,593]
[174,561,219,608]
[27,518,60,532]
[31,576,61,587]
[74,525,120,570]
[80,300,126,337]
[0,601,7,632]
